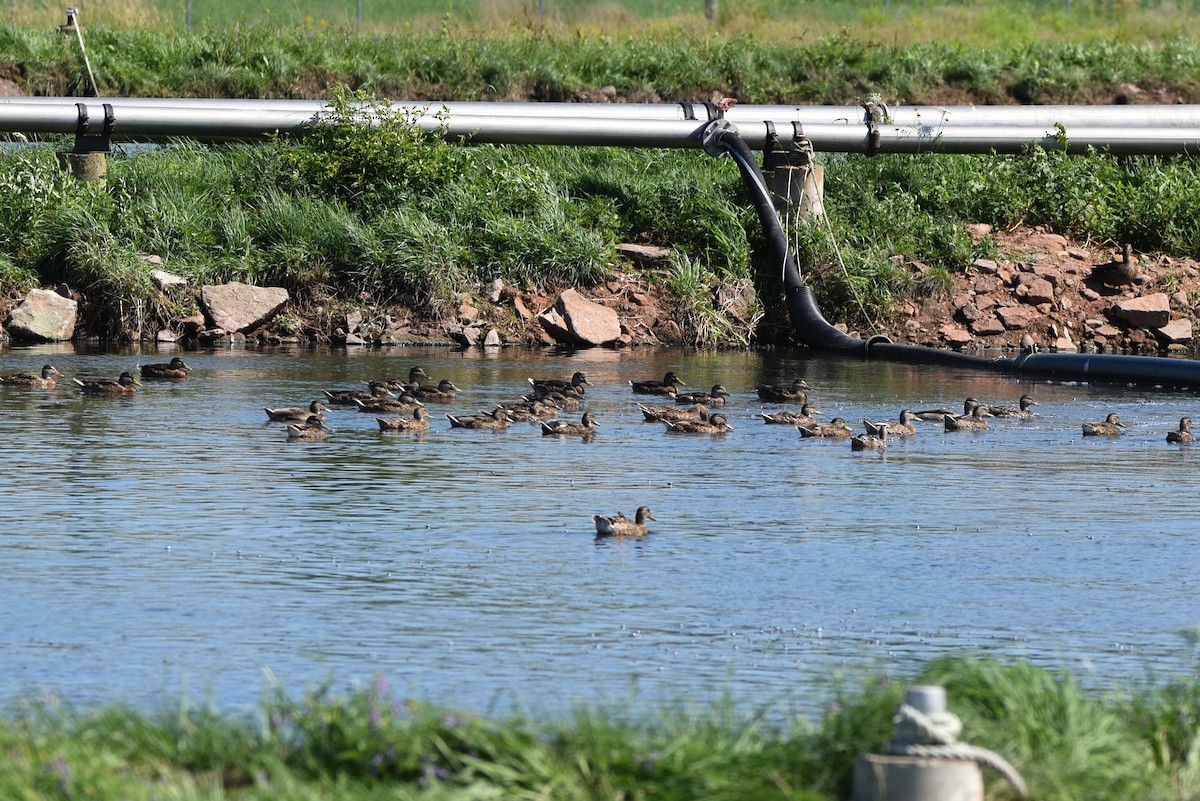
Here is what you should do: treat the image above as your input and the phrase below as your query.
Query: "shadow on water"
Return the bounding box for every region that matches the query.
[1,342,1198,716]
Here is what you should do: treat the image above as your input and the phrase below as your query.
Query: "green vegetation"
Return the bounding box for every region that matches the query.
[1,656,1198,799]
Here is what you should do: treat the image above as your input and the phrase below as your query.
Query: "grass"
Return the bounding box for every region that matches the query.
[1,656,1198,799]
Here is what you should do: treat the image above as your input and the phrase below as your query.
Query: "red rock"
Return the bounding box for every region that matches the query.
[537,289,621,347]
[1112,293,1171,328]
[1015,275,1055,305]
[1154,318,1193,344]
[997,306,1036,330]
[512,296,532,320]
[200,282,289,333]
[939,324,972,346]
[969,315,1005,336]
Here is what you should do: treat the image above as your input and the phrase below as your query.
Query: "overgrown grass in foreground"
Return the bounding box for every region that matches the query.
[2,656,1198,800]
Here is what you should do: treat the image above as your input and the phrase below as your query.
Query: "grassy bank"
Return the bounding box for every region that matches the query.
[2,656,1198,800]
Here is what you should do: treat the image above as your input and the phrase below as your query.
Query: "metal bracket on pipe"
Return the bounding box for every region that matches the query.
[701,118,738,158]
[73,101,114,153]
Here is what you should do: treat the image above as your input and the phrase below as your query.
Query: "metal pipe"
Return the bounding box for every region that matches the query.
[3,101,1200,154]
[9,97,1200,129]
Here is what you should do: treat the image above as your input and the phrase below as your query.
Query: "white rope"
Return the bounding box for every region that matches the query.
[888,703,1029,799]
[815,184,877,330]
[71,15,98,96]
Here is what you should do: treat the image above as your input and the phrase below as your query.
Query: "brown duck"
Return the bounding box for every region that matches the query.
[631,371,685,395]
[863,409,918,438]
[756,379,810,403]
[0,364,64,388]
[446,408,510,429]
[639,403,708,423]
[675,385,731,406]
[851,425,889,451]
[138,357,192,380]
[377,366,430,393]
[497,398,560,421]
[324,382,393,406]
[593,506,655,538]
[376,407,432,432]
[75,371,141,395]
[1167,417,1195,444]
[264,399,329,422]
[413,379,460,402]
[797,417,852,438]
[761,403,821,426]
[1090,244,1140,287]
[664,412,733,434]
[985,394,1039,420]
[540,412,599,437]
[286,415,333,440]
[529,371,590,395]
[353,393,424,414]
[1082,412,1125,436]
[944,402,990,431]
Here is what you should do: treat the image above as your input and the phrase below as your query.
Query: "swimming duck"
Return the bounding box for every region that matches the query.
[75,371,141,395]
[540,412,599,437]
[446,408,510,429]
[756,379,809,403]
[526,389,583,411]
[353,393,424,414]
[664,412,733,434]
[0,364,64,388]
[1167,417,1195,444]
[497,398,560,421]
[138,357,191,380]
[324,382,394,406]
[286,414,333,440]
[376,407,431,432]
[675,385,731,406]
[264,399,329,422]
[529,371,590,394]
[377,366,430,393]
[863,409,918,437]
[593,506,655,538]
[761,403,821,426]
[985,394,1039,420]
[630,371,685,395]
[413,379,460,401]
[851,425,889,451]
[797,417,853,438]
[639,403,708,423]
[1082,412,1126,436]
[1090,243,1140,287]
[944,402,990,431]
[911,405,957,421]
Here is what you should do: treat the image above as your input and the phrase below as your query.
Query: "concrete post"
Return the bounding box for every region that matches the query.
[851,686,984,801]
[57,150,107,184]
[769,162,825,222]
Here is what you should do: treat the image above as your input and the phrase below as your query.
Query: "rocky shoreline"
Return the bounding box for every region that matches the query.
[2,228,1196,355]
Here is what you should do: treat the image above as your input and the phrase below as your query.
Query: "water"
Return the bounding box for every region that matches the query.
[2,343,1198,718]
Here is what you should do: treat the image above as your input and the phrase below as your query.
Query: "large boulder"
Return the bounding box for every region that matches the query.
[199,282,289,333]
[5,289,77,342]
[1112,293,1171,329]
[538,289,621,347]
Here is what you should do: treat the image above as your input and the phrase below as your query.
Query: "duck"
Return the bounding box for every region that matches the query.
[528,374,588,401]
[529,371,590,394]
[1082,412,1126,436]
[0,364,64,388]
[797,417,852,438]
[631,371,685,395]
[851,425,889,451]
[1090,243,1140,287]
[911,405,958,421]
[353,393,424,414]
[286,414,333,440]
[675,385,731,406]
[376,407,432,432]
[863,409,918,437]
[324,382,394,406]
[264,399,329,422]
[664,412,733,434]
[761,403,821,426]
[639,403,708,423]
[377,366,430,393]
[593,506,655,538]
[446,408,510,429]
[137,357,191,380]
[1167,417,1195,444]
[944,402,990,431]
[756,379,809,403]
[496,398,559,421]
[75,371,141,395]
[413,379,460,402]
[984,394,1039,420]
[526,389,583,412]
[540,412,599,437]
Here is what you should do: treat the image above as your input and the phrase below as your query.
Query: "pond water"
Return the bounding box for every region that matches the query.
[1,343,1198,719]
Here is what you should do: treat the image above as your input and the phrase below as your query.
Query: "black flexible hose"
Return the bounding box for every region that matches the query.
[712,123,1200,389]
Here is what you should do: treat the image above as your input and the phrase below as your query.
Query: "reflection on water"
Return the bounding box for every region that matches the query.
[1,343,1198,716]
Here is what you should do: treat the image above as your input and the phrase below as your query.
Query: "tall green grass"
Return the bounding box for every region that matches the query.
[1,656,1197,800]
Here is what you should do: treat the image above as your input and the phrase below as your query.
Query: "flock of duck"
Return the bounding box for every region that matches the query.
[3,360,1195,537]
